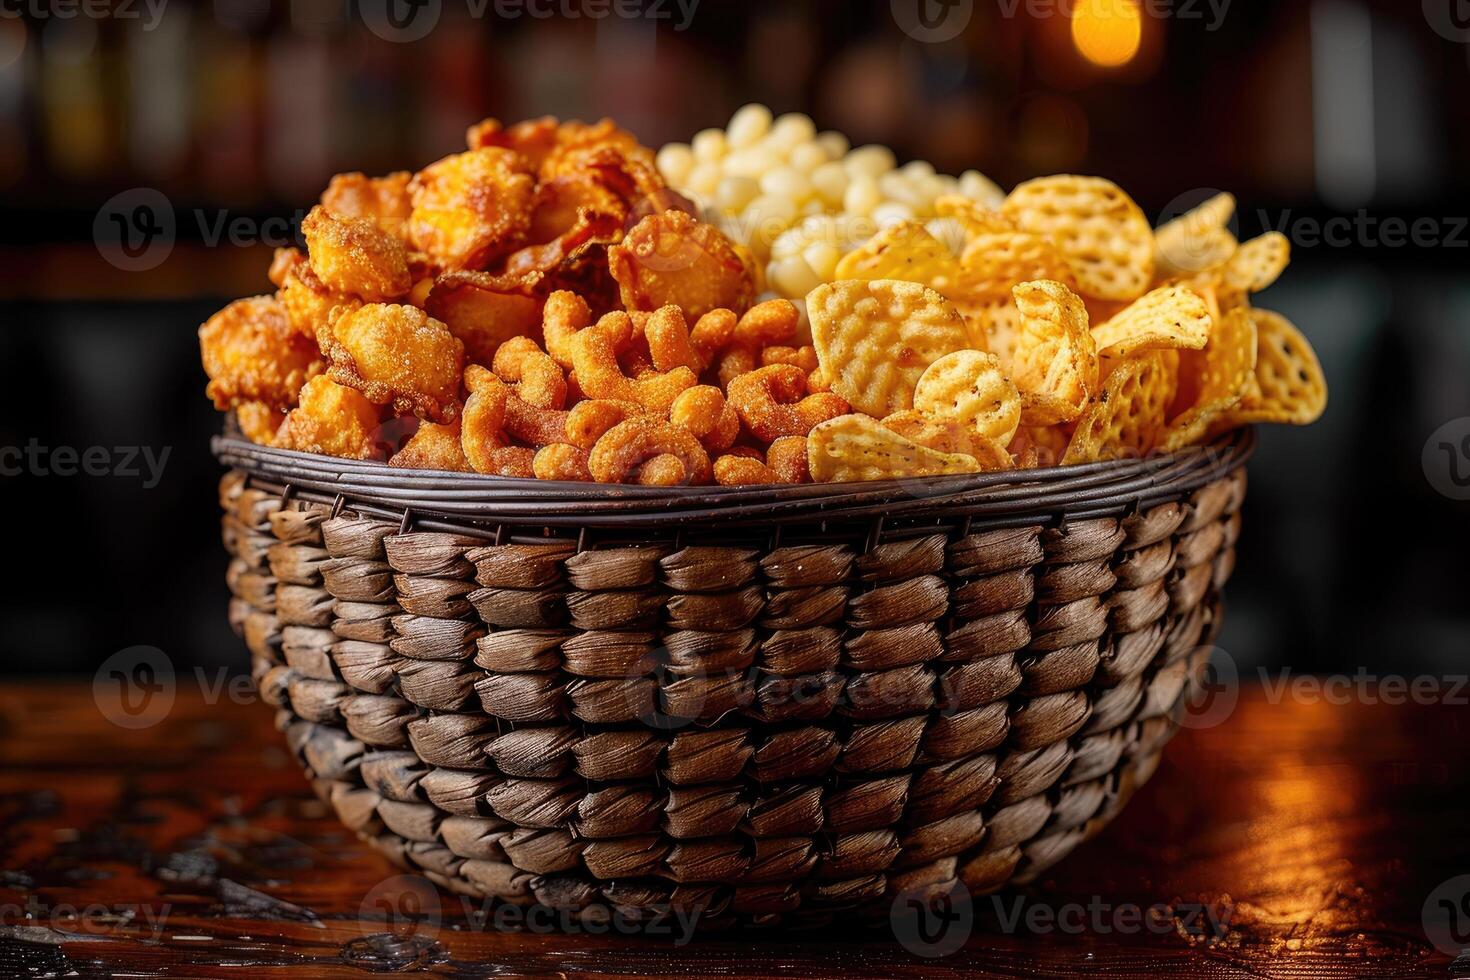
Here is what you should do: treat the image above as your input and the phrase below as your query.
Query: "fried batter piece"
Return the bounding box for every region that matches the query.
[466,115,561,170]
[425,270,545,365]
[235,401,285,446]
[281,376,382,460]
[277,259,362,340]
[389,419,470,471]
[320,171,413,237]
[321,304,465,423]
[407,148,535,271]
[302,205,412,302]
[609,210,755,319]
[199,296,323,411]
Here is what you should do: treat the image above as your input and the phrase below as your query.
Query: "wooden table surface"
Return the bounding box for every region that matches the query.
[0,681,1466,979]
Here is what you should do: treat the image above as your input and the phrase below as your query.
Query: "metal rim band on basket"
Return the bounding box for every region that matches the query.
[213,427,1253,533]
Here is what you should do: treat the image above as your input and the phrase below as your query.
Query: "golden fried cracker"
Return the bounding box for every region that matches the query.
[1090,285,1213,357]
[808,413,980,482]
[1064,351,1174,463]
[1009,280,1099,425]
[808,279,971,417]
[913,350,1022,445]
[1210,308,1327,429]
[1158,306,1258,451]
[1001,176,1155,301]
[833,222,961,288]
[1154,192,1237,278]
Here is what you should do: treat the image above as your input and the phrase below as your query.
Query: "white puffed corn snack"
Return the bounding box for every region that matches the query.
[658,103,1006,303]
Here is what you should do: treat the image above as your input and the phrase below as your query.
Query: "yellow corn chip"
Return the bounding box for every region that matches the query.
[957,229,1078,300]
[1210,308,1327,429]
[1009,424,1070,469]
[1090,285,1213,357]
[913,349,1022,445]
[881,409,1010,463]
[834,222,961,288]
[808,413,981,482]
[1221,232,1290,293]
[934,195,1016,236]
[1154,192,1238,278]
[951,295,1022,367]
[1001,176,1156,301]
[1064,351,1175,463]
[1010,280,1100,426]
[1158,306,1258,451]
[808,279,971,418]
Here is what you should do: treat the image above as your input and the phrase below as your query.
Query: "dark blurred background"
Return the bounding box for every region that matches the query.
[0,0,1466,679]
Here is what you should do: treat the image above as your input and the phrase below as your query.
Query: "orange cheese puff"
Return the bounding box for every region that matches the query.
[588,417,711,485]
[533,443,594,481]
[727,364,850,442]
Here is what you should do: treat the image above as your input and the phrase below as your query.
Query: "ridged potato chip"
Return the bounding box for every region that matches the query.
[1159,306,1258,451]
[881,410,983,457]
[913,350,1022,445]
[952,295,1023,368]
[1091,285,1213,357]
[1154,192,1238,278]
[808,279,971,418]
[1220,232,1290,294]
[1064,351,1175,463]
[1209,308,1326,429]
[934,195,1016,236]
[808,413,980,482]
[1010,280,1099,426]
[957,228,1078,300]
[1001,176,1155,301]
[834,222,961,288]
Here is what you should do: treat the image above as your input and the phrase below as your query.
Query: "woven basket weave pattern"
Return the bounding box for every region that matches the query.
[217,444,1247,929]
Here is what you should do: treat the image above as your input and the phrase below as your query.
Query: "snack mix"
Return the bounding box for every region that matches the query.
[199,109,1326,486]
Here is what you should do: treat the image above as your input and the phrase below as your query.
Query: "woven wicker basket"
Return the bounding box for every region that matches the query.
[213,427,1253,931]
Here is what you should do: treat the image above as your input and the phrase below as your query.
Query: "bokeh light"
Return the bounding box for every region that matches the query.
[1071,0,1143,69]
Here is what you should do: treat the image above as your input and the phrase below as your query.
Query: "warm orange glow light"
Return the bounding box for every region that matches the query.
[1071,0,1143,69]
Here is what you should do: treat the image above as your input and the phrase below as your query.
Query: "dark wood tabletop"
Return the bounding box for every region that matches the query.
[0,681,1466,979]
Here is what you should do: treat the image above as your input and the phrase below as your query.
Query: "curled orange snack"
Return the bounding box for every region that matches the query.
[459,367,535,476]
[644,305,701,374]
[713,454,779,486]
[761,345,820,373]
[669,385,740,454]
[636,454,688,486]
[322,304,464,423]
[690,308,736,369]
[541,290,591,370]
[504,393,571,448]
[533,443,594,482]
[572,311,696,412]
[493,336,567,409]
[608,209,755,319]
[565,399,644,450]
[726,364,850,442]
[588,417,711,485]
[301,205,411,303]
[767,436,811,484]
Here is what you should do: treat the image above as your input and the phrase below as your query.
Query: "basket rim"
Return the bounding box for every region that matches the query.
[213,426,1253,530]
